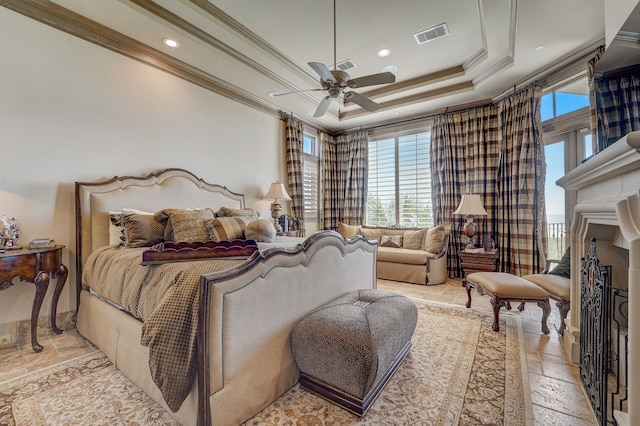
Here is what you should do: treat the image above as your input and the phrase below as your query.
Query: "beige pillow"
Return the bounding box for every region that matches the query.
[166,209,215,243]
[359,227,384,243]
[206,216,253,241]
[424,225,446,253]
[245,219,276,242]
[217,206,260,220]
[403,229,427,250]
[337,222,361,238]
[119,213,165,248]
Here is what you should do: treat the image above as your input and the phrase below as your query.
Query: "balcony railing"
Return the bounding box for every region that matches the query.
[547,222,567,260]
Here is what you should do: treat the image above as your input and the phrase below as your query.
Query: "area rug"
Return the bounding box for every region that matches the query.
[0,300,532,426]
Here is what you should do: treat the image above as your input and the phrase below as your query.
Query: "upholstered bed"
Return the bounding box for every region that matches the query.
[74,168,378,426]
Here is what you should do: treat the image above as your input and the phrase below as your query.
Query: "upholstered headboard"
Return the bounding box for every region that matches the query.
[75,168,245,301]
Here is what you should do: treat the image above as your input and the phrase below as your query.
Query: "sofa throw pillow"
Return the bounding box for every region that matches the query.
[549,246,571,278]
[358,227,383,243]
[119,213,165,248]
[380,235,403,248]
[206,216,253,241]
[245,219,276,242]
[337,222,361,239]
[424,225,446,253]
[166,209,215,243]
[403,229,426,250]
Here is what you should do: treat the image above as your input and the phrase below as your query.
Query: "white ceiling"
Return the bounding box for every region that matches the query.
[7,0,607,131]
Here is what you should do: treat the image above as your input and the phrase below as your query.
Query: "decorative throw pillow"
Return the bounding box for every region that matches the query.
[165,209,215,243]
[206,216,253,241]
[154,208,195,241]
[217,206,260,220]
[402,229,427,250]
[119,213,165,248]
[245,219,277,242]
[549,246,571,278]
[424,225,446,253]
[380,235,403,248]
[337,222,360,238]
[109,209,152,245]
[358,227,384,243]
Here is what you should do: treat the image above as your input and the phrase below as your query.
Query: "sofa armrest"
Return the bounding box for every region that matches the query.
[425,234,449,285]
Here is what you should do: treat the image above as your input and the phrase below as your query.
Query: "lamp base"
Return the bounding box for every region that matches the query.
[271,201,283,232]
[463,218,477,249]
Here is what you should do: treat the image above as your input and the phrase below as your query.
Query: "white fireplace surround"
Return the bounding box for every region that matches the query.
[557,130,640,425]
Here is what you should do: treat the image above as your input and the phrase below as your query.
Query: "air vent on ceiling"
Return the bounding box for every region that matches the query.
[331,59,356,71]
[414,23,449,45]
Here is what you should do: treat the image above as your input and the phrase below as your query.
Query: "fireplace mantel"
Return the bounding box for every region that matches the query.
[557,130,639,425]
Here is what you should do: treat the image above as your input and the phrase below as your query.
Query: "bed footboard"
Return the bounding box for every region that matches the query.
[197,231,377,426]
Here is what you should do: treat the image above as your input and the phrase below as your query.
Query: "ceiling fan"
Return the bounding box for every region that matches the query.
[273,0,396,118]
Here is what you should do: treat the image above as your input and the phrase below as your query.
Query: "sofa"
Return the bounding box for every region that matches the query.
[338,223,449,285]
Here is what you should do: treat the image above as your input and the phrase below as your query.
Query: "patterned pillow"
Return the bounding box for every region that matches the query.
[402,229,427,250]
[549,246,571,278]
[217,206,260,220]
[165,209,215,243]
[109,209,152,245]
[424,225,446,253]
[119,213,165,248]
[206,217,253,241]
[380,235,403,248]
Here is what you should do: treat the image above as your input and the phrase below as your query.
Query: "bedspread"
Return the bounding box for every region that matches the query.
[82,246,246,412]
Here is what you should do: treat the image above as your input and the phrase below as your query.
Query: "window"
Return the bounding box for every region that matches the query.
[367,131,433,227]
[541,76,589,121]
[302,133,319,220]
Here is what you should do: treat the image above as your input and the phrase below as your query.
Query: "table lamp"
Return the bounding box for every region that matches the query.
[453,194,488,249]
[264,182,291,232]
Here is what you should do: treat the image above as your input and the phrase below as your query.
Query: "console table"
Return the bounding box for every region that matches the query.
[0,245,68,352]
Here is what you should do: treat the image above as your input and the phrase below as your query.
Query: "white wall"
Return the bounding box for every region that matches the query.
[0,8,286,324]
[604,0,639,47]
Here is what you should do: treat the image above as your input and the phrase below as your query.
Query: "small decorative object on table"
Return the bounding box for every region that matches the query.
[28,238,57,250]
[0,215,20,249]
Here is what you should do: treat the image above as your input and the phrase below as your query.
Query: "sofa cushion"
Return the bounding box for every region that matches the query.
[359,227,384,243]
[337,222,361,238]
[424,225,446,253]
[377,247,430,265]
[402,229,426,250]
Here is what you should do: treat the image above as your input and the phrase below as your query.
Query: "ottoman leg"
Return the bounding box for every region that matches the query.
[556,299,570,336]
[537,299,551,335]
[465,280,473,308]
[490,296,506,332]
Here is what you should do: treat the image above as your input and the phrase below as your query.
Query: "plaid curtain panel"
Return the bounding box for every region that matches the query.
[587,47,605,154]
[595,71,640,151]
[284,116,305,234]
[432,85,546,277]
[321,131,368,230]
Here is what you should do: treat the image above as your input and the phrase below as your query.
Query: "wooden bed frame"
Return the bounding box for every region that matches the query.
[75,168,378,425]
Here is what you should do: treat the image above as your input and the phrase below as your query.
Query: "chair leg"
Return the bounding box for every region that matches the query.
[537,299,551,335]
[556,299,570,336]
[517,302,525,311]
[490,296,506,331]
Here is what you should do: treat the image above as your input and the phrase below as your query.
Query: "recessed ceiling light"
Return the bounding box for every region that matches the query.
[268,91,279,97]
[162,38,180,48]
[382,65,397,73]
[535,44,544,51]
[377,48,391,57]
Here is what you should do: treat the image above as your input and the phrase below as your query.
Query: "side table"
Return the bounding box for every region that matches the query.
[459,249,498,308]
[0,245,68,352]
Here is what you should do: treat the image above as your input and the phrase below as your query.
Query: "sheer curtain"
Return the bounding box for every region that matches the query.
[321,130,368,230]
[284,115,305,234]
[431,85,546,277]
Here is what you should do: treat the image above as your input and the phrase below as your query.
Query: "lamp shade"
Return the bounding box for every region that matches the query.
[453,194,488,216]
[264,182,291,201]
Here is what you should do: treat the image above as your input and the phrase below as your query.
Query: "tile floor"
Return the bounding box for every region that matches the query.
[0,278,597,425]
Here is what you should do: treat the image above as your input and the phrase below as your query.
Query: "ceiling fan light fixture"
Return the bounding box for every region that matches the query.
[377,48,391,57]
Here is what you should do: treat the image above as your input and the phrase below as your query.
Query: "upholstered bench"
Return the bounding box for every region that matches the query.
[291,289,417,416]
[465,272,552,334]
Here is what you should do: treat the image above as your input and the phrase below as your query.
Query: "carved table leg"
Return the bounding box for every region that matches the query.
[50,264,68,334]
[31,271,50,352]
[537,298,551,335]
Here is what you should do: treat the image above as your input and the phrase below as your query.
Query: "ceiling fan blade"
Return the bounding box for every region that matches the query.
[313,95,333,117]
[308,62,337,84]
[348,72,396,89]
[344,91,380,112]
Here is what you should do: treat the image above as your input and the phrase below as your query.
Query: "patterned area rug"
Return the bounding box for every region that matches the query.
[0,300,531,425]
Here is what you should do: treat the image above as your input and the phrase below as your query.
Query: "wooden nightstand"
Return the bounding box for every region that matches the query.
[459,249,498,308]
[0,245,68,352]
